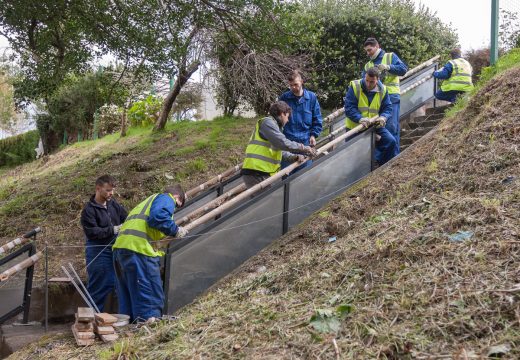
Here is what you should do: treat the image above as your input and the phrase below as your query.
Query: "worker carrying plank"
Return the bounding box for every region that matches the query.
[112,185,187,323]
[344,67,399,165]
[80,175,128,312]
[241,101,317,188]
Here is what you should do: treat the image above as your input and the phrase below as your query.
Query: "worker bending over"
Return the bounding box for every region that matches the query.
[241,101,316,188]
[344,67,399,165]
[433,48,474,103]
[112,185,187,323]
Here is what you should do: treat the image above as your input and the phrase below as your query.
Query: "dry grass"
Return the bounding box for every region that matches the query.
[7,67,520,359]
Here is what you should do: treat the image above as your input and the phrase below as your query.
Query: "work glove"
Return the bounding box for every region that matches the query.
[375,116,386,128]
[296,154,307,163]
[175,226,188,238]
[378,63,390,72]
[303,146,317,158]
[113,225,122,234]
[359,117,371,129]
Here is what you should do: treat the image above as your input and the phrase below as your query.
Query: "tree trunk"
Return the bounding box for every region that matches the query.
[120,106,127,137]
[154,61,200,131]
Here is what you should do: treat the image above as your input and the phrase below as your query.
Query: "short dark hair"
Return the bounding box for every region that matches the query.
[164,184,186,206]
[287,69,304,82]
[96,174,116,187]
[269,101,292,118]
[364,37,379,47]
[450,48,462,59]
[366,67,380,78]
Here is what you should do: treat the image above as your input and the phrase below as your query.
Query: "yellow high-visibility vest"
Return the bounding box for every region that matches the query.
[113,193,176,257]
[365,52,400,95]
[345,80,387,129]
[440,58,474,92]
[242,117,282,176]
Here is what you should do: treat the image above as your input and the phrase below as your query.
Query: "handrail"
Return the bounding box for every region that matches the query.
[182,118,377,231]
[0,251,42,282]
[0,227,41,255]
[401,55,440,80]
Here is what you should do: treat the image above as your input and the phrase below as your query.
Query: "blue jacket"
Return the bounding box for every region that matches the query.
[147,193,179,236]
[433,57,459,80]
[362,50,408,103]
[344,79,392,122]
[279,88,322,145]
[81,196,128,245]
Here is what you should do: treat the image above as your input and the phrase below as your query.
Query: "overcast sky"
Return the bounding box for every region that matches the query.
[414,0,491,51]
[0,1,493,55]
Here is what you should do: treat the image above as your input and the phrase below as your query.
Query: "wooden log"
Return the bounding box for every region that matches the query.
[177,183,247,226]
[95,312,118,325]
[77,307,95,322]
[401,56,440,80]
[185,164,242,199]
[0,227,41,255]
[0,251,42,282]
[183,121,372,232]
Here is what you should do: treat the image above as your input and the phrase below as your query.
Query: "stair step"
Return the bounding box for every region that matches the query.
[405,127,432,138]
[401,135,422,146]
[426,104,452,115]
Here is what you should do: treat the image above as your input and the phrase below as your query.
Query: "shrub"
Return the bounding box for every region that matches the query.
[0,130,39,167]
[127,95,162,127]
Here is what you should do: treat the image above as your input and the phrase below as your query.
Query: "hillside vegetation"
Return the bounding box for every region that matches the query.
[7,51,520,359]
[0,116,257,277]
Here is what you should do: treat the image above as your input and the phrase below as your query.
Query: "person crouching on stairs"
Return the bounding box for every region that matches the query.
[344,67,399,165]
[241,101,317,189]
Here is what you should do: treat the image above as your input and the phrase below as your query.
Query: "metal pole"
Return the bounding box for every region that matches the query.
[67,263,100,313]
[61,266,97,313]
[491,0,499,65]
[44,243,48,332]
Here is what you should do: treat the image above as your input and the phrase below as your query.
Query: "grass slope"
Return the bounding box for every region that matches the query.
[8,54,520,359]
[0,116,257,278]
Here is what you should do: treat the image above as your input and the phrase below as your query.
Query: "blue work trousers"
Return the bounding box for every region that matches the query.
[435,89,463,104]
[85,240,116,312]
[386,102,401,152]
[374,127,399,165]
[113,248,164,322]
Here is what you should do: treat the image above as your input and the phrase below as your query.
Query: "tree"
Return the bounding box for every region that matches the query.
[306,0,459,108]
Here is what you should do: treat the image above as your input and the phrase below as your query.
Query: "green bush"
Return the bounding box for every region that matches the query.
[0,130,39,167]
[127,95,162,127]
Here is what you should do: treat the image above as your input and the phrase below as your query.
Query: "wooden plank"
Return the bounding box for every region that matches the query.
[77,307,95,322]
[95,324,115,335]
[74,321,94,332]
[48,277,71,283]
[100,333,119,342]
[95,312,118,325]
[71,325,95,346]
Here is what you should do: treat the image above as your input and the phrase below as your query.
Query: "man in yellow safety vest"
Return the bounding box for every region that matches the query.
[112,184,187,322]
[241,101,316,188]
[344,67,399,165]
[363,37,408,151]
[433,48,474,103]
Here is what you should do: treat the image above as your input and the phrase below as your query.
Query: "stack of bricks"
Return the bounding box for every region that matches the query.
[72,307,95,346]
[94,312,119,342]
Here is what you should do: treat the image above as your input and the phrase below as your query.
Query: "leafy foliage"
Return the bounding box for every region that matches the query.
[128,95,162,127]
[307,0,458,108]
[500,9,520,51]
[36,69,128,149]
[0,130,39,167]
[309,304,354,334]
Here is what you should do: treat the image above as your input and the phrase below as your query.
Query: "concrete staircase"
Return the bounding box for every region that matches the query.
[400,105,451,152]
